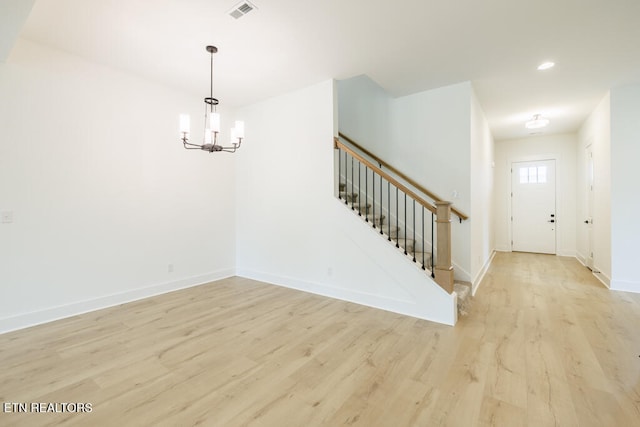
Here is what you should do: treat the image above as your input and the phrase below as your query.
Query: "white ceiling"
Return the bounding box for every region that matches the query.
[15,0,640,140]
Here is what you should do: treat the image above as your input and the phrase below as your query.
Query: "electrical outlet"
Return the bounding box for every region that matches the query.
[168,264,174,273]
[1,211,13,224]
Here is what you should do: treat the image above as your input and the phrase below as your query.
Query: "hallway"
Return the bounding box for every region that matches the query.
[464,252,640,426]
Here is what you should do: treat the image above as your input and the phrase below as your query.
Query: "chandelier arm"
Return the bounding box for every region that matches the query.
[219,139,242,152]
[215,145,238,153]
[183,140,205,149]
[184,145,205,150]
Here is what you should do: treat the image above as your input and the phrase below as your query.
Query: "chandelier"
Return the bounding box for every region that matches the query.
[179,46,244,153]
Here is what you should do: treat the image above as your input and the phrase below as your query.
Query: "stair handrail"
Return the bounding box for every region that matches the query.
[335,138,436,214]
[337,132,469,221]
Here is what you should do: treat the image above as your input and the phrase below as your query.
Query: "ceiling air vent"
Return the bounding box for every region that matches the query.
[229,1,257,19]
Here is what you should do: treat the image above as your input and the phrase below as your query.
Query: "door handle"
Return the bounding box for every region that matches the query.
[584,220,589,224]
[548,219,555,223]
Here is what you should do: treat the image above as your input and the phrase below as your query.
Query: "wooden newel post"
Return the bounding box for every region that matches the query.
[434,201,454,294]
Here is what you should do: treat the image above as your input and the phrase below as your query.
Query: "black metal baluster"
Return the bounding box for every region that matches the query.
[421,206,425,270]
[404,192,407,255]
[357,161,361,215]
[350,155,354,210]
[338,149,349,204]
[338,146,341,201]
[412,200,416,262]
[380,175,384,235]
[395,187,399,248]
[372,169,376,229]
[387,181,391,240]
[365,166,369,222]
[345,150,349,204]
[431,211,435,277]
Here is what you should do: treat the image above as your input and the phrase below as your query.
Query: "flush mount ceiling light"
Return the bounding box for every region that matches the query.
[537,61,555,70]
[179,46,244,153]
[525,114,550,129]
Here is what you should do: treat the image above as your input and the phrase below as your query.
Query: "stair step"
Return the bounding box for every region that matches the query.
[381,225,400,238]
[339,182,346,191]
[364,214,385,225]
[454,282,472,316]
[354,203,372,214]
[412,251,432,266]
[339,191,358,202]
[394,238,415,252]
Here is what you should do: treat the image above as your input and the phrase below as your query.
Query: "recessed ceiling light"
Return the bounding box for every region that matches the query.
[537,61,555,71]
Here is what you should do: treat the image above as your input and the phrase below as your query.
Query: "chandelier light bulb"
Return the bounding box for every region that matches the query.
[235,121,245,139]
[210,112,221,133]
[179,114,190,135]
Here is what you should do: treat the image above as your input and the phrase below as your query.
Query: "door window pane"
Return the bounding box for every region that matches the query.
[519,166,547,184]
[537,166,547,183]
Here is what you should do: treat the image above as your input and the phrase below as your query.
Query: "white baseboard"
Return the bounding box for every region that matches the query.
[0,269,235,334]
[236,269,456,326]
[557,250,576,257]
[472,250,496,295]
[610,279,639,293]
[593,268,611,288]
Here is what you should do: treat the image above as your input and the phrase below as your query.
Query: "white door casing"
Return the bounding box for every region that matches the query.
[511,160,557,254]
[585,145,595,269]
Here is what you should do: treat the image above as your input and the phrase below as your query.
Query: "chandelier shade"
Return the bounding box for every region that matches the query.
[179,45,244,153]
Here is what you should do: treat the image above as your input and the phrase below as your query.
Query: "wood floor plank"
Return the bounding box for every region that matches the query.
[1,252,639,426]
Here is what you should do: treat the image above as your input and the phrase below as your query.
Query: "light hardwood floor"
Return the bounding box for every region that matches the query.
[1,252,639,426]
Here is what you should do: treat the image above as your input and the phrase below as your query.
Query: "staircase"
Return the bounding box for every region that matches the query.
[339,182,472,317]
[336,141,472,319]
[339,182,432,266]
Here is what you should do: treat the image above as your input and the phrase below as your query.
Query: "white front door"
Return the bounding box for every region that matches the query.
[511,160,556,254]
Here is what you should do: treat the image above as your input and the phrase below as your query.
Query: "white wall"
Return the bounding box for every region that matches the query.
[388,82,472,216]
[0,40,237,332]
[470,88,495,288]
[493,134,578,257]
[610,84,640,292]
[390,82,473,280]
[337,75,390,156]
[235,80,456,325]
[577,93,611,283]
